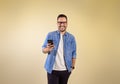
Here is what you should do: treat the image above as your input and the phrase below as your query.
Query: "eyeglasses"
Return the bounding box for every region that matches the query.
[57,21,67,24]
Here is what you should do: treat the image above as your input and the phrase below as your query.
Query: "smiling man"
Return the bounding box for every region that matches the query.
[42,14,77,84]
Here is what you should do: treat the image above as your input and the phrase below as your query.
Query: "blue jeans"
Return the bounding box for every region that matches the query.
[47,70,71,84]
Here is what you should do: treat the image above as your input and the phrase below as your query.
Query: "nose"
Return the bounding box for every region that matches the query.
[60,23,64,26]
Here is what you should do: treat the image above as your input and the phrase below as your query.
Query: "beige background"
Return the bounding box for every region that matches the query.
[0,0,120,84]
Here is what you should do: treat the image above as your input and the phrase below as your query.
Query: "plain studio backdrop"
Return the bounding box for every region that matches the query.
[0,0,120,84]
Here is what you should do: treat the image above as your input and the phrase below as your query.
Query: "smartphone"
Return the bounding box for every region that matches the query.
[47,40,53,45]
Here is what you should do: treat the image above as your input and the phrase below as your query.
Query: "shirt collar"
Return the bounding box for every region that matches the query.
[56,30,68,36]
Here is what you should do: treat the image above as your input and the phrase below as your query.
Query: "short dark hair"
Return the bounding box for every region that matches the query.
[57,14,67,21]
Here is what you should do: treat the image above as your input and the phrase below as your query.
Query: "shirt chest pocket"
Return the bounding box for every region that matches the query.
[65,40,73,49]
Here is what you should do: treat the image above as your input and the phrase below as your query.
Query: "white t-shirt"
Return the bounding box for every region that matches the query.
[53,34,67,70]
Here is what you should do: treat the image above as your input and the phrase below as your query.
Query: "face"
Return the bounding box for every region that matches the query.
[57,17,67,33]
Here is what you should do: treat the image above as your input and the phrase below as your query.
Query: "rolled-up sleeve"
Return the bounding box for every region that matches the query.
[72,36,77,58]
[42,33,49,49]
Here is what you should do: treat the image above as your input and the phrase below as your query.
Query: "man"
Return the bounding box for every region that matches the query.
[42,14,77,84]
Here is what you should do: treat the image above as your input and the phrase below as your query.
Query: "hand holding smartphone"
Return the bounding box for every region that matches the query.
[47,40,54,52]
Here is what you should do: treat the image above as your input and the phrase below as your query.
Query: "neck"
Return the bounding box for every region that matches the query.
[60,31,66,35]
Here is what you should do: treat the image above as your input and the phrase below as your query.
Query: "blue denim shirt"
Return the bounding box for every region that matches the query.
[42,30,77,73]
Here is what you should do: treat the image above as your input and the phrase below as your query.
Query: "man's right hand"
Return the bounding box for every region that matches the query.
[42,43,54,54]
